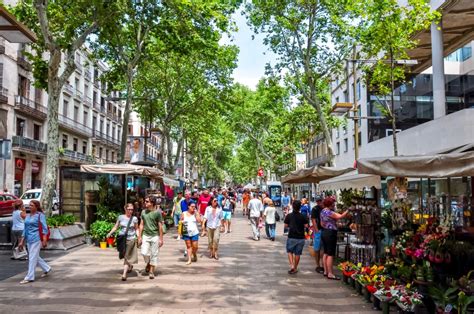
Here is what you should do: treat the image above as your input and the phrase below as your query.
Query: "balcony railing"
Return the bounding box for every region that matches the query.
[14,95,47,119]
[17,51,32,71]
[58,114,92,137]
[62,149,94,164]
[64,83,74,95]
[92,130,120,147]
[12,136,47,154]
[0,87,8,104]
[75,88,83,100]
[85,69,92,81]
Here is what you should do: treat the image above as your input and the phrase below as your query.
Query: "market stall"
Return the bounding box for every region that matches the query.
[335,152,474,313]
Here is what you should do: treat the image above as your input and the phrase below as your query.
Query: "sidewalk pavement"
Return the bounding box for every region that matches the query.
[0,207,376,313]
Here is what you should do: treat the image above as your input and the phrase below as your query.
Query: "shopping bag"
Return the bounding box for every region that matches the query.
[308,245,316,257]
[13,247,27,260]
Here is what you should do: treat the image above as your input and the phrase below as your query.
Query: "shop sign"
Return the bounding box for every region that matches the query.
[15,158,25,170]
[31,161,41,173]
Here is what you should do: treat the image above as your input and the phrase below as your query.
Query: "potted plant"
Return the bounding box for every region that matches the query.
[90,220,114,249]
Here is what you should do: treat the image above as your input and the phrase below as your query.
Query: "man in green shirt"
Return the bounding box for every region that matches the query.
[138,195,163,279]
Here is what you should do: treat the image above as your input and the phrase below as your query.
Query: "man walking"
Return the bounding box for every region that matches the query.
[311,197,324,273]
[284,200,309,274]
[138,195,164,279]
[248,193,264,240]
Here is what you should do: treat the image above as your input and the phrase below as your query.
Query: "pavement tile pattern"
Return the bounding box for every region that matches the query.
[0,206,376,313]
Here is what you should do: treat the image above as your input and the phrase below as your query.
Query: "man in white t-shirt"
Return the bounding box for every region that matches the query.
[248,193,263,240]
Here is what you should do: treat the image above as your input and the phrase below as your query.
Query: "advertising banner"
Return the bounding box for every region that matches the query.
[129,136,144,163]
[295,153,306,170]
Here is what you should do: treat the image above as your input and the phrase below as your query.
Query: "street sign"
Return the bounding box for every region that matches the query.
[0,139,11,160]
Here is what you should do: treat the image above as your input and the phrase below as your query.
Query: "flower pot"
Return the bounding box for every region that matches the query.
[342,274,349,284]
[106,237,115,247]
[99,241,107,249]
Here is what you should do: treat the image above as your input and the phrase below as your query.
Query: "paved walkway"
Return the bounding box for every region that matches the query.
[0,207,376,313]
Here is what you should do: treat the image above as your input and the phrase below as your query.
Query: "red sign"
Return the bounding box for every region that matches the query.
[15,158,25,170]
[32,161,41,174]
[257,168,264,177]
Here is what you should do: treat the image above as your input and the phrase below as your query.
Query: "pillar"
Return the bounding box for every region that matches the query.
[431,20,446,119]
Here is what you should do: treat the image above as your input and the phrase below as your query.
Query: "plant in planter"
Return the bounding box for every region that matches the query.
[428,285,458,313]
[90,220,114,246]
[47,214,76,228]
[454,291,474,314]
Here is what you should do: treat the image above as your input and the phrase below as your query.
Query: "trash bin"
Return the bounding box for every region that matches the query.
[0,219,12,244]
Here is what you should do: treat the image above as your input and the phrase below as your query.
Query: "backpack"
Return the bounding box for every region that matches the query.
[38,213,51,241]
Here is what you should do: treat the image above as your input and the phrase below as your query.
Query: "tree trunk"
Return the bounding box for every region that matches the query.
[42,50,62,216]
[119,68,134,163]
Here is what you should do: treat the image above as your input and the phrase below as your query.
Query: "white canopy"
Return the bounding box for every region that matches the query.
[80,163,164,179]
[162,176,180,187]
[318,170,381,191]
[243,183,256,190]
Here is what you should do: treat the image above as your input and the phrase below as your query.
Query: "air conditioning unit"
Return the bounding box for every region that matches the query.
[386,129,402,137]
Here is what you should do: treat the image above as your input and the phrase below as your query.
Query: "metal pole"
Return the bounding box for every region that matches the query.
[352,46,359,161]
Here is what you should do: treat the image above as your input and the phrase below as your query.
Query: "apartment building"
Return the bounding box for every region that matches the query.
[305,0,474,170]
[0,37,124,196]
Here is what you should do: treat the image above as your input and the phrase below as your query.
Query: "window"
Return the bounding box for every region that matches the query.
[100,119,104,133]
[336,142,340,155]
[82,141,87,154]
[356,80,361,100]
[106,122,110,136]
[62,134,68,149]
[343,90,348,102]
[63,100,69,116]
[105,149,109,161]
[0,63,3,87]
[83,111,88,125]
[343,125,347,134]
[18,75,30,98]
[128,124,133,135]
[336,128,340,139]
[344,138,348,152]
[73,138,78,151]
[16,118,25,136]
[33,124,40,140]
[111,151,115,162]
[93,91,97,104]
[112,126,116,139]
[75,78,80,90]
[335,96,340,104]
[74,106,79,121]
[99,147,103,158]
[34,88,42,105]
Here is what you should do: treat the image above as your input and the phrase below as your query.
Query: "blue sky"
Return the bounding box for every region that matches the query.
[222,11,277,90]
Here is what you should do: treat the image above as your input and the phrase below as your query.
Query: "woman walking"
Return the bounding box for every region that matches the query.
[107,203,139,281]
[18,200,51,284]
[180,203,201,265]
[320,197,349,280]
[11,200,26,260]
[263,200,277,241]
[203,198,223,260]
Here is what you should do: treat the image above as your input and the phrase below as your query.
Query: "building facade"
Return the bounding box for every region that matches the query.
[0,37,124,196]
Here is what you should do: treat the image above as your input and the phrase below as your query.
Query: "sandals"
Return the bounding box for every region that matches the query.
[127,265,133,273]
[121,276,127,281]
[327,275,341,280]
[20,280,33,284]
[214,255,219,260]
[288,269,298,274]
[149,273,155,279]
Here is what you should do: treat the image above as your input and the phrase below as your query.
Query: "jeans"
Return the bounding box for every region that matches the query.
[250,217,260,239]
[24,241,50,281]
[173,213,181,227]
[265,223,276,238]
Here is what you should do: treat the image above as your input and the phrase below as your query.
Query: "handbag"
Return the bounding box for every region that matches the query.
[116,216,133,260]
[13,246,28,260]
[275,211,281,222]
[38,213,51,241]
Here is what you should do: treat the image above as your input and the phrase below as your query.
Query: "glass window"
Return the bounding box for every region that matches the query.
[33,124,40,141]
[344,139,348,152]
[336,142,340,155]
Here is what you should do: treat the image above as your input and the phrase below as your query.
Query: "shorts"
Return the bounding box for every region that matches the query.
[286,238,306,256]
[182,234,199,241]
[313,231,322,251]
[223,211,232,220]
[321,229,337,257]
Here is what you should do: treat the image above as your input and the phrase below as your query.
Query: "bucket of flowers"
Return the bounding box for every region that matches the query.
[338,261,358,284]
[394,285,423,313]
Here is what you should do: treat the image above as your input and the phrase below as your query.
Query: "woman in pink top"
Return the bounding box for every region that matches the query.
[198,189,211,236]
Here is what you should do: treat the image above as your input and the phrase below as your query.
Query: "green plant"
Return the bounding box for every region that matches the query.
[89,220,114,242]
[428,285,458,310]
[46,214,76,228]
[95,204,119,223]
[455,291,474,314]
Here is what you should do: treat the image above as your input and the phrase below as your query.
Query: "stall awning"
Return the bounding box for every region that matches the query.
[80,163,164,179]
[318,170,381,191]
[243,183,256,190]
[281,166,354,184]
[357,151,474,178]
[163,176,180,187]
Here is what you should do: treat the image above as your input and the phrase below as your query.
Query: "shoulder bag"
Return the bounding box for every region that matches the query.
[116,216,133,260]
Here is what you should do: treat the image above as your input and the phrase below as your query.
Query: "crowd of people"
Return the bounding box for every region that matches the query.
[11,187,346,283]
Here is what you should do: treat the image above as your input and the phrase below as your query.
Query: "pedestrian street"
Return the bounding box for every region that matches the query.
[0,206,376,314]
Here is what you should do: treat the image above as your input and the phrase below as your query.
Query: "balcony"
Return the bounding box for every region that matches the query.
[74,88,83,100]
[58,114,92,137]
[17,51,32,71]
[99,106,107,115]
[85,69,92,81]
[74,61,82,73]
[0,87,8,104]
[93,80,99,88]
[63,83,74,96]
[92,130,120,148]
[14,95,47,120]
[84,96,92,107]
[12,136,47,155]
[61,149,94,164]
[92,101,100,111]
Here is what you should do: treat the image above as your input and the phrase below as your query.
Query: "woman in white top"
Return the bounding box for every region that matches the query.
[263,200,277,241]
[180,203,202,265]
[203,198,224,260]
[11,200,26,259]
[107,203,139,281]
